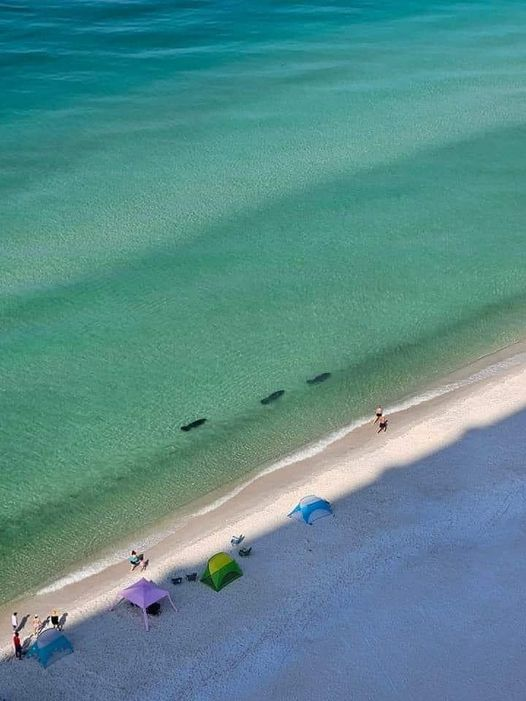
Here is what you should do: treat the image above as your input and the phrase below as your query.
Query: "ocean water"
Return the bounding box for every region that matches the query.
[1,0,525,604]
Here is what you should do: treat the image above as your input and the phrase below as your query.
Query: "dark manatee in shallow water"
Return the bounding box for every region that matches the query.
[181,418,207,432]
[306,372,331,385]
[260,390,285,405]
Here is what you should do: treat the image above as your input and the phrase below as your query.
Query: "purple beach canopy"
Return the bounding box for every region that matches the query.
[118,578,177,630]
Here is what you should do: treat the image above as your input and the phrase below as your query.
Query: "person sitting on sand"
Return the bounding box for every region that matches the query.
[129,550,144,571]
[378,415,388,433]
[373,406,383,424]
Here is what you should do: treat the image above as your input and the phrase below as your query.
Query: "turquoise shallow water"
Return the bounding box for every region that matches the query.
[1,0,526,603]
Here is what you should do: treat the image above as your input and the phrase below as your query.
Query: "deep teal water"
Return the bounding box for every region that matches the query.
[1,0,525,603]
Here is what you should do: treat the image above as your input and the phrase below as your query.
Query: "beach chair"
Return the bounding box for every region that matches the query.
[239,547,252,557]
[186,572,197,582]
[171,577,183,585]
[230,534,244,546]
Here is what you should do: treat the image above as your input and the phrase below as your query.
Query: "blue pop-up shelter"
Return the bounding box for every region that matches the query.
[27,628,74,668]
[288,495,333,525]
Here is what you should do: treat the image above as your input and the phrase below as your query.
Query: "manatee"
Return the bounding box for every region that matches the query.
[260,390,285,405]
[181,418,207,432]
[306,372,331,385]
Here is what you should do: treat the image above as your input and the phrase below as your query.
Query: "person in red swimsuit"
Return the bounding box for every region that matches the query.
[13,632,22,660]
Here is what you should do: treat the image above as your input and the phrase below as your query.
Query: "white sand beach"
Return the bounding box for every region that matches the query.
[1,347,526,701]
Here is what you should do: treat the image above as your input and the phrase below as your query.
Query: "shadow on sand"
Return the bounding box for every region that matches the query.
[1,407,526,700]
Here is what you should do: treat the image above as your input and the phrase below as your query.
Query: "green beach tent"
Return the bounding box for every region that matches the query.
[200,552,243,592]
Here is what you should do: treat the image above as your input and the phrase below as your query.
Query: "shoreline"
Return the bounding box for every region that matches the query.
[1,338,525,631]
[2,339,526,699]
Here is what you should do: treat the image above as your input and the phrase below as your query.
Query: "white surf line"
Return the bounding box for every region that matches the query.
[37,349,525,595]
[387,350,526,416]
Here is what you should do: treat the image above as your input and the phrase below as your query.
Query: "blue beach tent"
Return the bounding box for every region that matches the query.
[288,495,333,525]
[27,628,74,668]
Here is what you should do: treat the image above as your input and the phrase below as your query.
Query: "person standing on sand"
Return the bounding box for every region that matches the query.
[378,416,388,433]
[50,609,61,631]
[32,615,42,637]
[13,632,22,660]
[373,406,383,424]
[11,612,18,632]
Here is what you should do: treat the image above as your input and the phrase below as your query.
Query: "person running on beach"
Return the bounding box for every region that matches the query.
[13,632,22,660]
[50,609,61,631]
[373,406,383,424]
[378,415,388,433]
[11,612,18,632]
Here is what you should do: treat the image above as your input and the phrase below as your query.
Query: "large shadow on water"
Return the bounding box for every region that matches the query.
[1,405,526,701]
